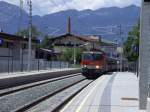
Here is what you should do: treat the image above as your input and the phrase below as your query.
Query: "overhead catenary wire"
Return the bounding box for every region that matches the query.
[44,25,65,36]
[49,0,58,7]
[62,0,71,9]
[48,0,73,13]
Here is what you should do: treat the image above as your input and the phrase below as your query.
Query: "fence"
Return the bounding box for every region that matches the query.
[0,56,73,73]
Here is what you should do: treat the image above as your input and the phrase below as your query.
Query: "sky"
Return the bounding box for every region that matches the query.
[0,0,141,16]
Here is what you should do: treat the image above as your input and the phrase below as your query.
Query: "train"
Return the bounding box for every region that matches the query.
[81,50,118,78]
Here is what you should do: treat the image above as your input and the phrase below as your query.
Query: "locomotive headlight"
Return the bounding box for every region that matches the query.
[82,65,87,68]
[96,65,100,69]
[84,65,87,68]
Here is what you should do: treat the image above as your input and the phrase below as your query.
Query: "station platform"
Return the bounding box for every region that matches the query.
[0,68,79,79]
[61,72,139,112]
[0,68,81,89]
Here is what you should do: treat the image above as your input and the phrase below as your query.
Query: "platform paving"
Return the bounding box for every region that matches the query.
[61,72,141,112]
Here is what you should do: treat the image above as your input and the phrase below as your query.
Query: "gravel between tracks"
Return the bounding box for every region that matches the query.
[26,80,92,112]
[0,75,85,112]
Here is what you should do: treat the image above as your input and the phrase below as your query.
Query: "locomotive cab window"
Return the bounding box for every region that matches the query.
[82,53,93,60]
[82,52,103,61]
[92,53,103,60]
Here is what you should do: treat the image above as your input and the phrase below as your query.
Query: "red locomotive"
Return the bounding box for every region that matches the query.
[81,50,118,78]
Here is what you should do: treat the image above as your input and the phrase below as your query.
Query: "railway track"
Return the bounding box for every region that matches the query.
[0,73,93,112]
[0,73,81,97]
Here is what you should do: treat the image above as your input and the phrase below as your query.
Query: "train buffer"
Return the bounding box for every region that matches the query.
[60,72,140,112]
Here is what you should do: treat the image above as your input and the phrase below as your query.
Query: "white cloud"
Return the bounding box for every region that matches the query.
[0,0,141,15]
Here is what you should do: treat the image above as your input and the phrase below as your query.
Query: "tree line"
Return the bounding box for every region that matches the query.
[123,23,139,62]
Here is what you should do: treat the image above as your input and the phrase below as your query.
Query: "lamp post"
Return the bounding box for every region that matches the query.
[27,0,32,71]
[114,38,119,72]
[73,42,76,66]
[116,25,123,72]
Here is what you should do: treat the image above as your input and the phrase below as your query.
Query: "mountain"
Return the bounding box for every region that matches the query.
[0,1,29,33]
[0,1,140,40]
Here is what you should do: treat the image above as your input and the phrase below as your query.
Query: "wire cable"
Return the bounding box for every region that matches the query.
[62,0,71,9]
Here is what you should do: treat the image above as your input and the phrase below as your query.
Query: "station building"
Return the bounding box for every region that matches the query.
[0,32,40,72]
[0,32,39,60]
[49,33,118,59]
[0,32,65,73]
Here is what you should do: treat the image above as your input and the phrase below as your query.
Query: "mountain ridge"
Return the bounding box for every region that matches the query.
[0,1,140,40]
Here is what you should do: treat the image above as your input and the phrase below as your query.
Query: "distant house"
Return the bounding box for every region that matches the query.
[0,32,41,72]
[49,17,118,58]
[35,48,61,60]
[0,32,69,72]
[0,32,39,60]
[49,33,118,58]
[99,38,118,58]
[49,33,101,52]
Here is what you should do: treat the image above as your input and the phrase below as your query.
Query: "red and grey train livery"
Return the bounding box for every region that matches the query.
[81,51,118,78]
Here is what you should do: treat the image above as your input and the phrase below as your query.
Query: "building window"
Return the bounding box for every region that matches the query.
[0,38,3,46]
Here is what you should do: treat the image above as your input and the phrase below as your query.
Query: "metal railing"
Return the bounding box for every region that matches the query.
[0,56,77,74]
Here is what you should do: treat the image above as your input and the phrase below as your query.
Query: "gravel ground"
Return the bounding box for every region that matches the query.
[0,75,85,112]
[26,80,92,112]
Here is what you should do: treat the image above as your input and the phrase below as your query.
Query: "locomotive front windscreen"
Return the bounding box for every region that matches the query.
[82,52,102,61]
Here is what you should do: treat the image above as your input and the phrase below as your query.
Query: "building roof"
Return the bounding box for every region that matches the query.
[50,33,117,47]
[38,48,61,55]
[0,32,39,43]
[100,38,118,46]
[50,33,100,43]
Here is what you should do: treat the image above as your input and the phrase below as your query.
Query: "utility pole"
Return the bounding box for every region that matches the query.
[114,38,119,71]
[118,25,123,72]
[27,0,32,71]
[66,16,76,66]
[19,0,23,32]
[73,42,76,66]
[19,0,24,72]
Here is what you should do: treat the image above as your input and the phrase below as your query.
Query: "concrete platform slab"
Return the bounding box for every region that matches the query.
[60,72,140,112]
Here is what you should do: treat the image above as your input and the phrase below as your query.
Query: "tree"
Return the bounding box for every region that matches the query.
[40,35,53,49]
[15,25,41,39]
[61,48,73,62]
[60,48,83,63]
[75,48,83,63]
[124,23,139,62]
